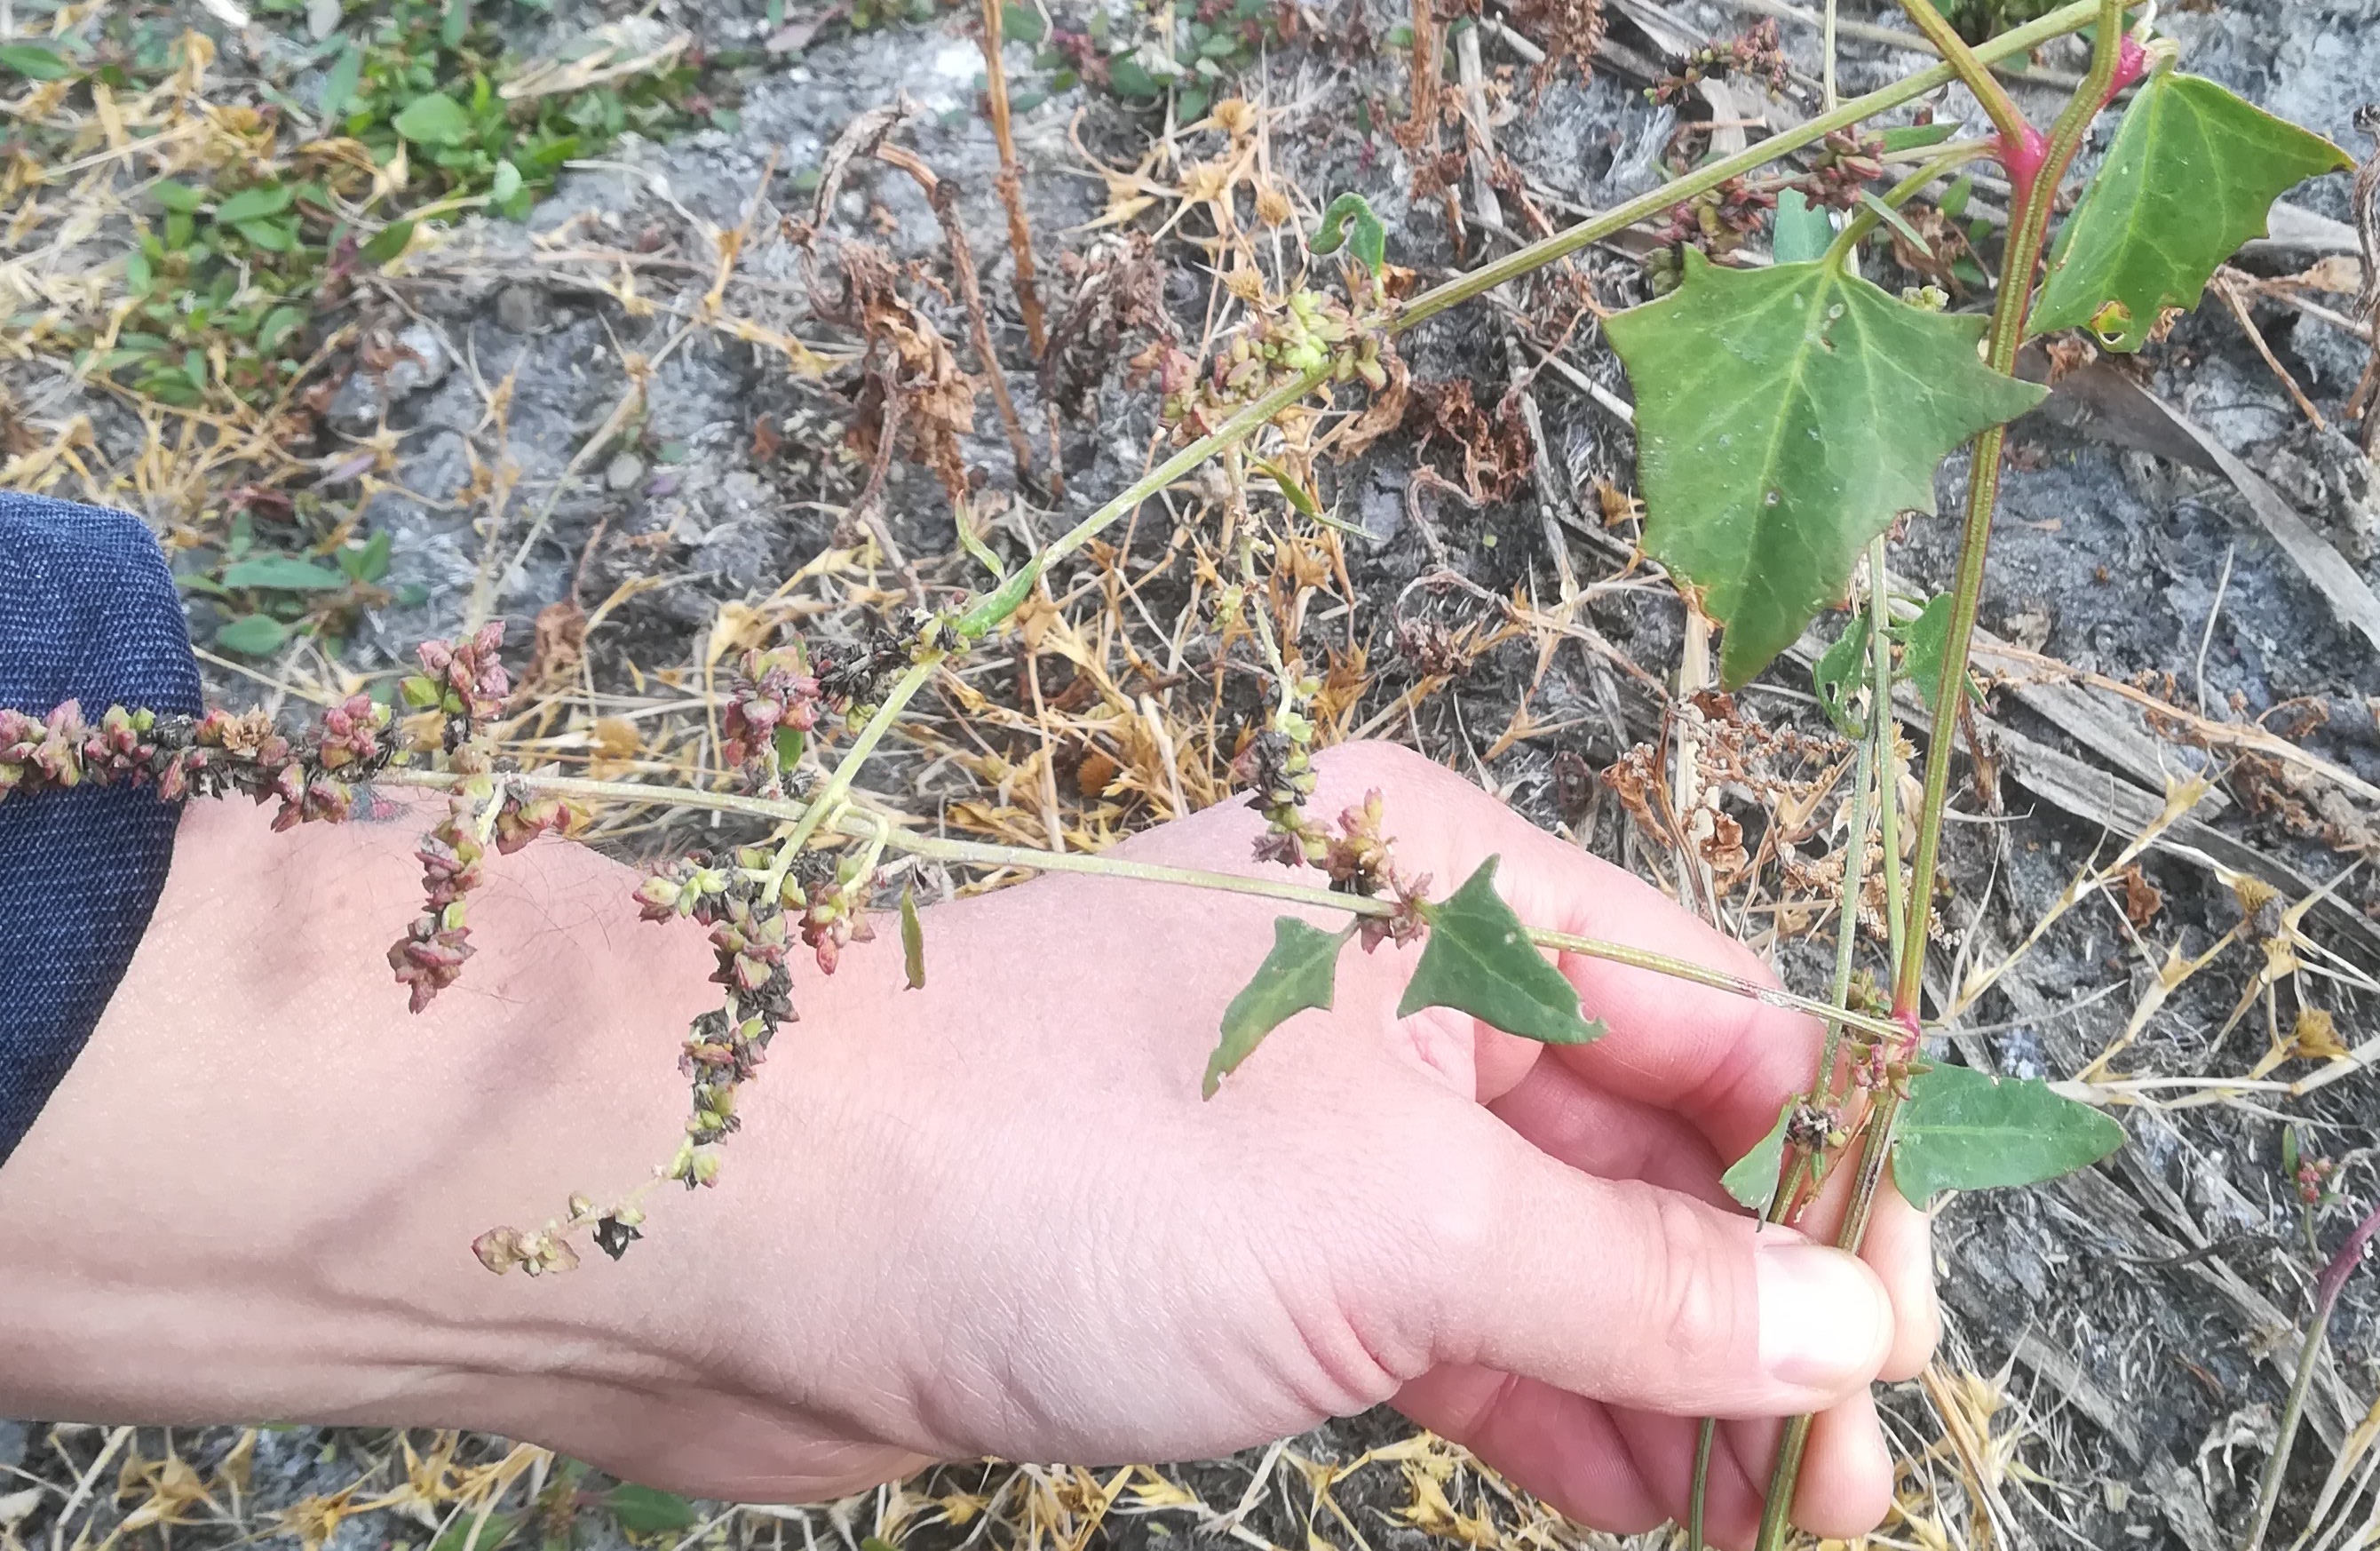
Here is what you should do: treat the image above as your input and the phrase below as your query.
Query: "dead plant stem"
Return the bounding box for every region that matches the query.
[977,0,1048,358]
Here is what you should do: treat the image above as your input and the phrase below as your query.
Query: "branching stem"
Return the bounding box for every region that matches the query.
[1394,0,2126,334]
[366,765,1909,1044]
[1757,6,2132,1546]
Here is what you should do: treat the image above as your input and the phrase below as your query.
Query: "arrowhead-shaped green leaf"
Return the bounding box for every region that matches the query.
[1396,857,1604,1046]
[1606,248,2046,688]
[1891,1063,2125,1206]
[1723,1099,1796,1213]
[2030,71,2352,352]
[1205,918,1355,1097]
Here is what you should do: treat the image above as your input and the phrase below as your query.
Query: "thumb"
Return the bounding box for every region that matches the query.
[1428,1142,1894,1417]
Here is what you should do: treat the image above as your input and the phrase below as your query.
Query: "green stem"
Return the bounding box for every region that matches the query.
[775,656,940,859]
[1890,0,2127,1018]
[1868,540,1908,966]
[1757,9,2131,1547]
[2242,1302,2333,1551]
[957,368,1329,638]
[368,764,1910,1044]
[1893,0,2034,154]
[1391,0,2124,335]
[1820,143,1995,270]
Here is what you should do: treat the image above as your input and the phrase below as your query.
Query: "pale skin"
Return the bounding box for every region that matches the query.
[0,741,1936,1550]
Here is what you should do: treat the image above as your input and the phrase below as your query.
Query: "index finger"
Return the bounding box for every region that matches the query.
[1311,743,1824,1161]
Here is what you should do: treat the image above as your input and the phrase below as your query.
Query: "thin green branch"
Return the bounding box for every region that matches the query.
[1890,0,2128,1017]
[1392,0,2127,334]
[1893,0,2034,154]
[1868,541,1908,966]
[777,656,940,856]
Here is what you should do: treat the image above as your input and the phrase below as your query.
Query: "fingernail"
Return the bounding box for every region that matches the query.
[1756,1241,1888,1392]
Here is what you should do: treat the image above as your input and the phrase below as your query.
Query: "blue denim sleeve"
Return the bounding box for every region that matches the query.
[0,493,201,1165]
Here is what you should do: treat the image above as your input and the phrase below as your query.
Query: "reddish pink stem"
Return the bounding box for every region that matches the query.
[2100,34,2149,106]
[2316,1200,2380,1316]
[1998,122,2051,205]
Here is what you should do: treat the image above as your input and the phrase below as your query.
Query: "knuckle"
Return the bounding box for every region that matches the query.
[1636,1188,1756,1375]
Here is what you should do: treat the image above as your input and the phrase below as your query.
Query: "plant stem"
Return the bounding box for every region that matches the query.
[956,366,1330,636]
[1890,0,2127,1019]
[1893,0,2034,157]
[1757,9,2132,1547]
[367,764,1911,1044]
[1392,0,2126,334]
[2243,1200,2380,1551]
[977,0,1047,358]
[776,656,940,858]
[1868,539,1908,965]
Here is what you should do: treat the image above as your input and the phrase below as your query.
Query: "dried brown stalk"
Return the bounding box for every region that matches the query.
[979,0,1050,359]
[877,142,1038,480]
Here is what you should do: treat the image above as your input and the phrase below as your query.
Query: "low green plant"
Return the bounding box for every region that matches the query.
[5,3,2363,1544]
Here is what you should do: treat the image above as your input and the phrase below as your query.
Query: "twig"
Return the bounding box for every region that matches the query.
[2217,274,2329,431]
[977,0,1049,358]
[2194,543,2236,717]
[875,141,1036,478]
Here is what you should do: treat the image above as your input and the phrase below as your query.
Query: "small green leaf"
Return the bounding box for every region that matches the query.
[1877,122,1957,153]
[400,674,445,708]
[0,44,75,80]
[223,554,351,592]
[1107,55,1160,99]
[1603,248,2047,688]
[1890,1063,2125,1206]
[1250,454,1320,518]
[1206,918,1354,1097]
[431,1512,521,1551]
[125,249,154,294]
[321,40,362,117]
[361,220,416,263]
[258,305,308,354]
[213,184,293,224]
[1397,858,1603,1046]
[900,885,926,990]
[215,614,291,655]
[235,218,298,252]
[772,723,805,771]
[1811,623,1866,736]
[1771,188,1832,266]
[393,91,474,146]
[1000,1,1044,43]
[1723,1100,1796,1213]
[2030,71,2352,352]
[490,158,522,203]
[153,180,206,213]
[604,1486,697,1536]
[1309,192,1386,276]
[440,0,473,49]
[1937,174,1972,222]
[337,530,393,583]
[1177,84,1209,123]
[1854,188,1934,258]
[1892,593,1979,715]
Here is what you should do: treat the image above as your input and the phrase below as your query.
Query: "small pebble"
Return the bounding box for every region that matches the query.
[306,0,341,39]
[605,452,647,492]
[494,284,543,334]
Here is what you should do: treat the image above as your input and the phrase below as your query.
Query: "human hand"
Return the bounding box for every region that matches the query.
[0,742,1932,1550]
